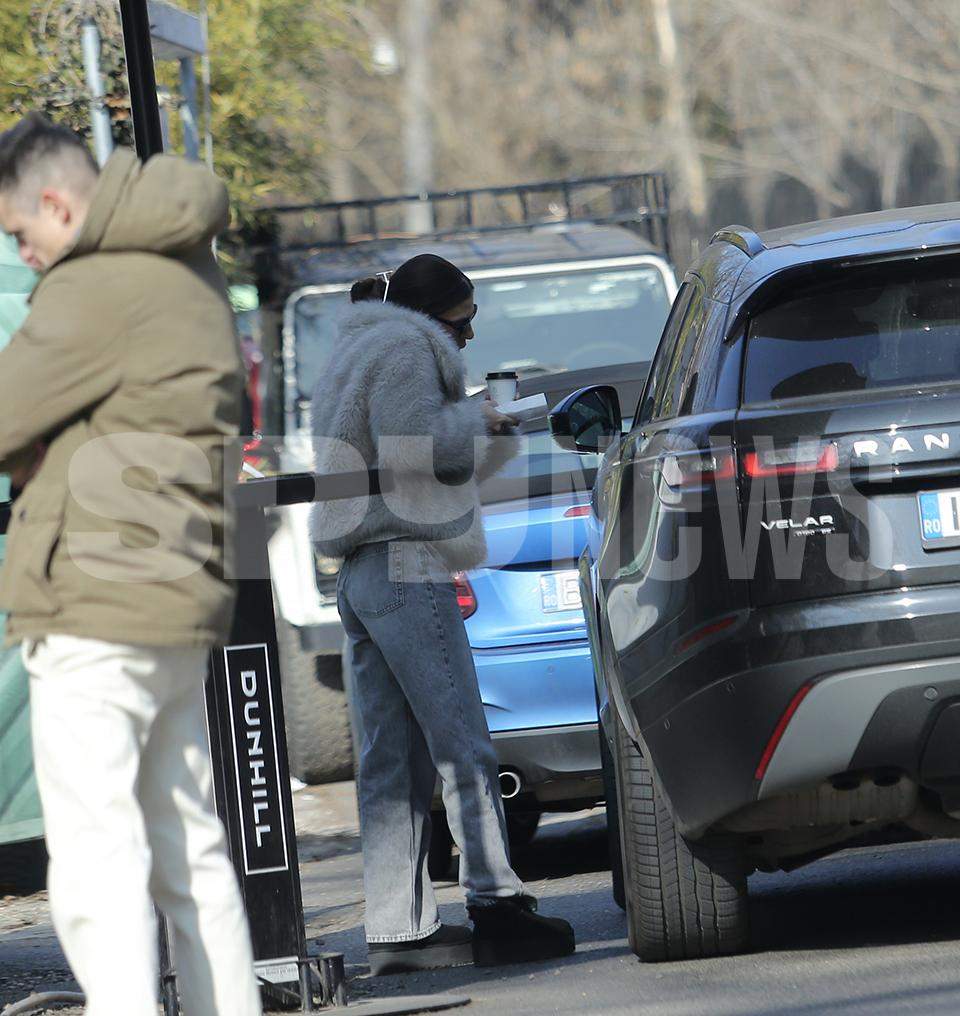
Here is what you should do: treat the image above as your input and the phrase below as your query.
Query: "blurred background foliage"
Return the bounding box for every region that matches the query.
[0,0,351,233]
[1,0,959,267]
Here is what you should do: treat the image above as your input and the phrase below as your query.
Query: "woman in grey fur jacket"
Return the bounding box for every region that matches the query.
[310,255,574,974]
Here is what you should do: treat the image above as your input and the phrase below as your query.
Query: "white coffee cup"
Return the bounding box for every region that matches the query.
[486,371,519,406]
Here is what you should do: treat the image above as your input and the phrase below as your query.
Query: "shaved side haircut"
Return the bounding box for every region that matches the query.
[0,113,99,208]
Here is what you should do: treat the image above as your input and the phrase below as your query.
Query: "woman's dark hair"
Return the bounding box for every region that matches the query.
[351,253,473,317]
[350,276,387,303]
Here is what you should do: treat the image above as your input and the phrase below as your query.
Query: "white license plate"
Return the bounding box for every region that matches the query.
[918,488,960,549]
[540,570,583,613]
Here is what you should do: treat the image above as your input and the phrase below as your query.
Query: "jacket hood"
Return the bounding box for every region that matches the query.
[71,149,230,259]
[336,299,467,398]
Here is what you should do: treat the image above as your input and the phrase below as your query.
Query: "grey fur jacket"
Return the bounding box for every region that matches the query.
[309,300,518,571]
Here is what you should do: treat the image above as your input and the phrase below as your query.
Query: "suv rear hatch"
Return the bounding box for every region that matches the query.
[734,255,960,607]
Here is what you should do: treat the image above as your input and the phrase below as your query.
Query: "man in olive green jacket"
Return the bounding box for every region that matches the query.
[0,114,261,1016]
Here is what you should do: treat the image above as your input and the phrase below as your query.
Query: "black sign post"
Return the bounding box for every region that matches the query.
[117,0,165,159]
[203,471,385,1010]
[205,542,309,1002]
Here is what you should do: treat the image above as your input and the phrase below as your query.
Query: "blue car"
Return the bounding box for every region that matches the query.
[428,364,649,869]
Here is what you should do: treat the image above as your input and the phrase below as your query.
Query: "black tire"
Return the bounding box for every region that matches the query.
[428,810,455,880]
[600,721,626,910]
[506,811,540,851]
[613,709,749,961]
[276,616,353,785]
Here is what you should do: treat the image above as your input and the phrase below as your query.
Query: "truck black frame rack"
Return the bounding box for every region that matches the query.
[268,172,671,261]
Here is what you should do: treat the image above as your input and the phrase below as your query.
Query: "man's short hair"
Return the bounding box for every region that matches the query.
[0,113,99,205]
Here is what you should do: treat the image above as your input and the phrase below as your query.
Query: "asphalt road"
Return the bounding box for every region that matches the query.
[303,809,960,1016]
[5,796,960,1014]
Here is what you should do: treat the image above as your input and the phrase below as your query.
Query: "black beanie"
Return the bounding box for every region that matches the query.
[385,253,473,317]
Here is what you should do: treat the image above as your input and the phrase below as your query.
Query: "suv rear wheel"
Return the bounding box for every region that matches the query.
[613,707,749,961]
[599,720,626,910]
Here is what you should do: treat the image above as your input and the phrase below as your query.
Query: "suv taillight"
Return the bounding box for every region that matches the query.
[661,449,736,488]
[454,573,477,619]
[742,442,839,478]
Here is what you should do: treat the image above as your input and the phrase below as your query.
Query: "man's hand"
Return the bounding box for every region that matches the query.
[481,400,518,436]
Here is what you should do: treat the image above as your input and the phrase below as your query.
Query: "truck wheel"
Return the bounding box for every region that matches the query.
[600,720,626,910]
[276,617,353,785]
[613,709,749,961]
[428,810,455,880]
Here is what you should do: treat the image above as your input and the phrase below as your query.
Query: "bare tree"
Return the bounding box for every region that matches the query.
[651,0,707,224]
[307,0,960,265]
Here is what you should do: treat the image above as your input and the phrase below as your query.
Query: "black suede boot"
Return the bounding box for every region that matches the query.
[468,894,576,967]
[367,924,474,976]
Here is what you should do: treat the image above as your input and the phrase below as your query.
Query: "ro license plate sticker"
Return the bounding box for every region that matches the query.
[918,489,960,549]
[540,570,583,613]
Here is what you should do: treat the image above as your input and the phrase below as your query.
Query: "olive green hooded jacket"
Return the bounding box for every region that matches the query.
[0,149,242,648]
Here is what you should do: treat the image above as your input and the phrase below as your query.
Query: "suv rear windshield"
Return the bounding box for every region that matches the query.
[293,262,671,399]
[744,260,960,404]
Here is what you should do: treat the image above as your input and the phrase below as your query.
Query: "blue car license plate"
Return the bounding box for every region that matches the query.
[918,489,960,549]
[540,570,582,613]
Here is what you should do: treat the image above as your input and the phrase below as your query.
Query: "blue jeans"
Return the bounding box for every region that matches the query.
[338,540,524,943]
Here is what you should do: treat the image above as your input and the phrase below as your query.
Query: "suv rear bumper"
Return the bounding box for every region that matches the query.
[629,584,960,838]
[759,656,960,799]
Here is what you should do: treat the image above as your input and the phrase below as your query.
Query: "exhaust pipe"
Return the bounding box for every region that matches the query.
[499,769,522,800]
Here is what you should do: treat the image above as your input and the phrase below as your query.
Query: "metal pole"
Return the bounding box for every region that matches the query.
[118,0,164,160]
[402,0,435,234]
[80,18,114,167]
[178,58,201,161]
[157,913,180,1016]
[199,0,215,170]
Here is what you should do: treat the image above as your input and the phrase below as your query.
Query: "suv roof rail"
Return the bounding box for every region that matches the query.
[710,225,765,257]
[267,172,671,260]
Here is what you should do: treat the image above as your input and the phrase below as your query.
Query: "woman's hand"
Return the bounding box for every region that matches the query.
[481,400,518,436]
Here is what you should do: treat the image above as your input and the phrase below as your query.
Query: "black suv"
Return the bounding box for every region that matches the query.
[550,203,960,962]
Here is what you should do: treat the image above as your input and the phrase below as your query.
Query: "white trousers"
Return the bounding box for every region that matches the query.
[24,634,261,1016]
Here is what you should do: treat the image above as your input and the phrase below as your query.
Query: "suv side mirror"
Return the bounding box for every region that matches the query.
[549,385,622,454]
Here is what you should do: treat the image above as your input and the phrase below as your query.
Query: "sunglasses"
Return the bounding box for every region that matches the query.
[436,304,478,338]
